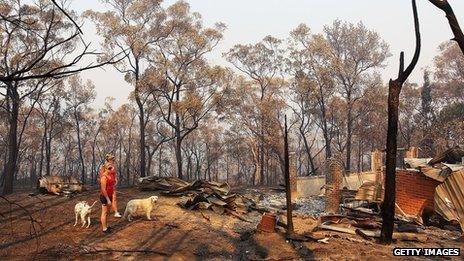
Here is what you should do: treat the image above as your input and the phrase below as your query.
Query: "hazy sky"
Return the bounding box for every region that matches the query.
[71,0,464,108]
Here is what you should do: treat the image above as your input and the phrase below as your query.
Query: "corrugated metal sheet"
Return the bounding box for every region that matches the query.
[442,163,464,172]
[434,170,464,232]
[404,158,433,168]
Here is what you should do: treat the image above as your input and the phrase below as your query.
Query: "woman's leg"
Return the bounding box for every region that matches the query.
[112,191,121,217]
[101,204,109,231]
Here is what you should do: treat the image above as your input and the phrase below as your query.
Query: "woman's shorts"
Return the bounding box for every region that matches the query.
[100,194,113,205]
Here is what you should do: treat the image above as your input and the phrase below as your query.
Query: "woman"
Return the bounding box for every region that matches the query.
[99,153,122,233]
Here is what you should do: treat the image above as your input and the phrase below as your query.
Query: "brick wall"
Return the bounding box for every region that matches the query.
[395,170,440,216]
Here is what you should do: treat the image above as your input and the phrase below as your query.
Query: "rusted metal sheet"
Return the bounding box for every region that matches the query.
[434,170,464,232]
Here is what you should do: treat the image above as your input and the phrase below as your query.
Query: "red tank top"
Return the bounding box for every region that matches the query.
[101,164,116,195]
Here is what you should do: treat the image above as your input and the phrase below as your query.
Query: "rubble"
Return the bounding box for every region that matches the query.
[313,147,464,243]
[403,147,464,233]
[318,223,428,242]
[138,176,254,219]
[38,176,83,195]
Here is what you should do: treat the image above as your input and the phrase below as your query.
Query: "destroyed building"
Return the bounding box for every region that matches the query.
[296,147,464,232]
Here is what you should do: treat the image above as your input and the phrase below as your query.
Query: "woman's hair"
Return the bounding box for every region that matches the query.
[105,153,115,162]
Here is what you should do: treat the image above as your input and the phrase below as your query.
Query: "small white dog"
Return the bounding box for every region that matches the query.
[123,196,158,221]
[74,201,97,228]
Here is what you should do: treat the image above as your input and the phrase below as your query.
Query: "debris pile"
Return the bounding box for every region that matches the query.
[404,147,464,232]
[139,176,254,219]
[38,176,83,196]
[316,206,429,242]
[314,146,464,242]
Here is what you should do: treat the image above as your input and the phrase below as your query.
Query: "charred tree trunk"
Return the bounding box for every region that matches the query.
[226,155,230,183]
[259,139,265,185]
[357,141,363,173]
[381,80,401,243]
[300,127,316,176]
[319,85,332,160]
[29,156,36,188]
[74,110,86,184]
[158,144,162,177]
[127,118,134,183]
[91,129,99,184]
[38,130,46,177]
[147,146,156,177]
[186,152,192,181]
[175,136,183,180]
[174,86,184,180]
[2,83,19,195]
[136,95,146,178]
[346,102,353,173]
[283,116,294,235]
[380,0,421,244]
[134,60,146,178]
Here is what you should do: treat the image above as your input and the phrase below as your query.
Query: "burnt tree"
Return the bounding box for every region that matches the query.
[429,0,464,54]
[380,0,421,244]
[0,2,122,195]
[283,115,294,235]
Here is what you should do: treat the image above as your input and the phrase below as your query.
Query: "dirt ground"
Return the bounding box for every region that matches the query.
[0,187,462,261]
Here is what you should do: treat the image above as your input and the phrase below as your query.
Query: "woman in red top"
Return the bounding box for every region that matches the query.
[100,153,121,233]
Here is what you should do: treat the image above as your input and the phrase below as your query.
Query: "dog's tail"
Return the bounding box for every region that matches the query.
[89,200,98,208]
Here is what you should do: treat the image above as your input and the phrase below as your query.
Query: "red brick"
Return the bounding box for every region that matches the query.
[394,170,440,216]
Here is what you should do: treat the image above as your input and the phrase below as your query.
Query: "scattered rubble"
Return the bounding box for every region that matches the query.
[38,176,83,196]
[139,176,254,219]
[403,147,464,233]
[313,147,464,243]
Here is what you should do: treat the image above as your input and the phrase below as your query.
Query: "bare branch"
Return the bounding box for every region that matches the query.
[428,0,464,54]
[50,0,83,34]
[398,0,421,83]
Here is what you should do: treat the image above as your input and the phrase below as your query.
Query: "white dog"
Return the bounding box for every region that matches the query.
[123,196,158,221]
[74,201,97,228]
